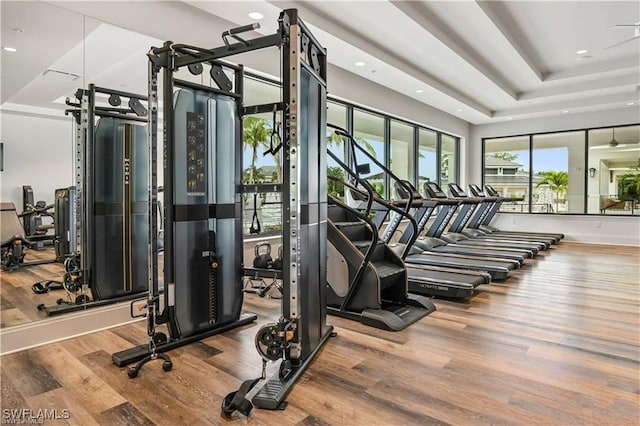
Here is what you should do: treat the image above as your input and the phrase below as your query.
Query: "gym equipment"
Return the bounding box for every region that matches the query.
[326,132,488,301]
[439,183,551,250]
[322,132,437,327]
[272,245,283,270]
[1,203,57,271]
[469,184,564,242]
[243,271,283,299]
[35,86,151,316]
[53,187,76,262]
[394,181,530,261]
[158,9,333,416]
[330,125,517,281]
[253,241,273,269]
[112,29,268,377]
[21,185,55,249]
[249,194,261,234]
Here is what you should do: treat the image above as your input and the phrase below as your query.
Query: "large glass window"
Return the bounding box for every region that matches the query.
[242,75,461,207]
[327,102,348,198]
[440,134,458,188]
[532,131,585,214]
[243,76,281,106]
[483,124,639,215]
[418,129,437,194]
[483,136,530,212]
[390,120,415,196]
[588,125,640,215]
[353,109,385,197]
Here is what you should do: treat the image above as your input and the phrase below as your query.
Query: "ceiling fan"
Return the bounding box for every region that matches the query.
[590,128,640,150]
[605,21,640,50]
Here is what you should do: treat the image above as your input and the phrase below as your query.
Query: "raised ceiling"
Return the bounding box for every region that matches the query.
[1,1,639,125]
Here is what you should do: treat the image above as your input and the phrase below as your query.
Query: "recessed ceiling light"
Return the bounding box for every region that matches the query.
[507,117,513,120]
[562,110,569,114]
[627,102,635,106]
[3,47,17,52]
[576,49,588,55]
[355,61,366,67]
[415,89,424,94]
[42,69,80,82]
[248,12,264,20]
[456,109,463,112]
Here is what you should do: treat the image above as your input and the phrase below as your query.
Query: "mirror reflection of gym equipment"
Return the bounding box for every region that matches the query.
[28,86,152,316]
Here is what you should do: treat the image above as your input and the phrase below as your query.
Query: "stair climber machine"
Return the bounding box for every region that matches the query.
[468,184,564,243]
[325,146,437,328]
[446,183,553,248]
[32,86,152,315]
[423,182,546,256]
[329,125,491,304]
[110,10,334,416]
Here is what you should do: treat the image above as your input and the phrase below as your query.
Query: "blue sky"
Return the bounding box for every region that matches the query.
[505,147,569,173]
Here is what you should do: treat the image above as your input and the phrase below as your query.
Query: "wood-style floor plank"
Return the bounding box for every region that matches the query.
[1,241,639,425]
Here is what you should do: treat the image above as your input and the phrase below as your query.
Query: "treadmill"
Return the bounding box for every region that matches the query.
[394,180,530,264]
[346,181,518,281]
[423,182,547,254]
[447,183,554,247]
[469,184,564,243]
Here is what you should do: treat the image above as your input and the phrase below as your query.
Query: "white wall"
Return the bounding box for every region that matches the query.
[0,106,75,209]
[468,107,640,246]
[492,213,640,246]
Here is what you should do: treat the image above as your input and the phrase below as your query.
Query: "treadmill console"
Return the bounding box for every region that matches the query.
[394,180,422,201]
[447,183,468,198]
[423,182,448,199]
[484,185,499,197]
[468,184,485,197]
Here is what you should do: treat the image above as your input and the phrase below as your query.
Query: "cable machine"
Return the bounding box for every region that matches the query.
[110,8,333,413]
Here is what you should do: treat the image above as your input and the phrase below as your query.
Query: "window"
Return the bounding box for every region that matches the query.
[418,129,437,194]
[244,76,281,106]
[588,125,640,215]
[353,109,385,197]
[483,124,639,215]
[532,131,585,214]
[327,102,348,198]
[242,74,462,210]
[390,120,415,197]
[483,136,530,212]
[440,134,458,187]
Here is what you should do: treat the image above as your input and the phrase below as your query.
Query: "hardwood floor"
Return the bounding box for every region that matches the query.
[0,248,64,328]
[1,242,639,425]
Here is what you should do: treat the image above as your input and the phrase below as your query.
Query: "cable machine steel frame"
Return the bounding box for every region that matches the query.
[114,11,332,401]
